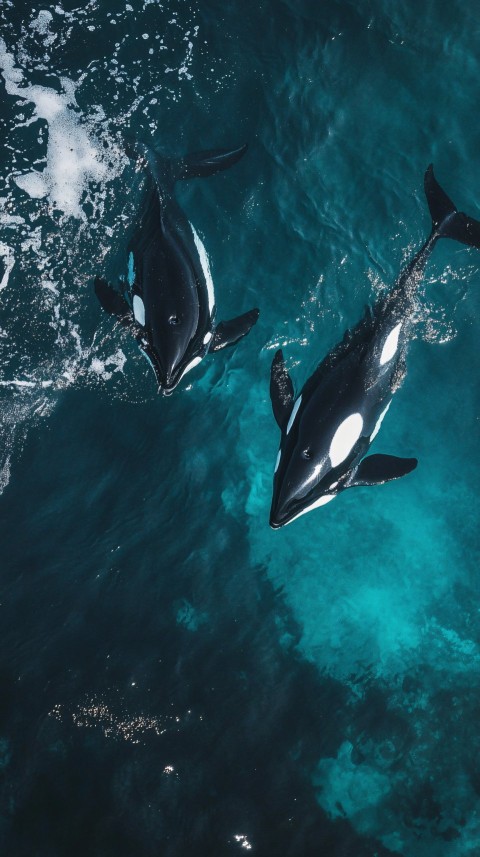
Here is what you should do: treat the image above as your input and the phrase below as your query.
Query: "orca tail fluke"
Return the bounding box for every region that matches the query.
[424,164,480,248]
[176,144,248,181]
[122,137,247,189]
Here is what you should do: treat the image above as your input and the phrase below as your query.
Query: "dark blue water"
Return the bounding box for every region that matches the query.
[1,2,480,855]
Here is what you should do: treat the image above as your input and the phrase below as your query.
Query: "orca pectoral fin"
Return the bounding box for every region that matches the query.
[94,277,131,320]
[210,308,260,351]
[270,349,294,430]
[347,454,418,488]
[177,144,248,180]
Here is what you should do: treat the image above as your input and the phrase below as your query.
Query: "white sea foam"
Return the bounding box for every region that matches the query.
[0,37,108,220]
[0,243,15,291]
[30,10,56,46]
[0,198,25,228]
[89,349,127,381]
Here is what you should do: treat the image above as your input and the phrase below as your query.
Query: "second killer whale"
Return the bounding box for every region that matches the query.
[95,141,259,395]
[269,165,480,528]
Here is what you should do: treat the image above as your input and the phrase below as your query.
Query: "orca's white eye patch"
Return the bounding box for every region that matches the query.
[380,322,402,365]
[133,295,145,326]
[329,413,363,467]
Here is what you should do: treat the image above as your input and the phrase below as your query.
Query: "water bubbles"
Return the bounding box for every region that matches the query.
[49,693,197,745]
[233,834,253,851]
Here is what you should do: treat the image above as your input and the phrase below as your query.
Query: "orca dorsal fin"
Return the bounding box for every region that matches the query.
[94,277,131,319]
[210,308,259,352]
[177,144,248,180]
[347,453,418,487]
[270,350,294,430]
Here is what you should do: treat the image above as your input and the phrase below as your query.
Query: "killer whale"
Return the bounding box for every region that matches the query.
[95,141,259,394]
[269,165,480,528]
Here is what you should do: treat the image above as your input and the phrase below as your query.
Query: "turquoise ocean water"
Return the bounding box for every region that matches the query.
[1,1,479,854]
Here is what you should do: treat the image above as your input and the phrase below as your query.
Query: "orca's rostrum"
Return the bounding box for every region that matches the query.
[95,142,259,394]
[269,166,480,528]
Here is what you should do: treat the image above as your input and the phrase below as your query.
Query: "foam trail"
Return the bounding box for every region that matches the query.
[0,37,107,220]
[0,243,15,290]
